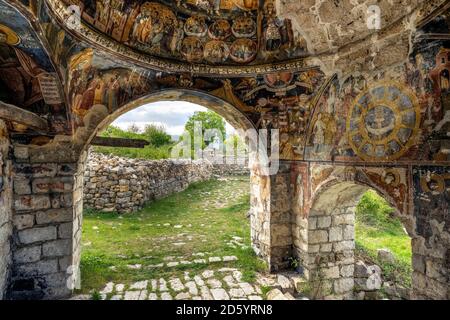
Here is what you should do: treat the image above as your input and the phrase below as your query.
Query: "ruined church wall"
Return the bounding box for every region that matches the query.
[83,153,213,213]
[0,120,12,299]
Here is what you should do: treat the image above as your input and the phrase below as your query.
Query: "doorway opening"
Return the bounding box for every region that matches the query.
[77,100,268,301]
[304,182,412,300]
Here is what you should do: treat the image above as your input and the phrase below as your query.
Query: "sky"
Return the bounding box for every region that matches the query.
[111,101,236,139]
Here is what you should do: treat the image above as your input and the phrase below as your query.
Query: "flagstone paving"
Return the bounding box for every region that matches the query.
[97,269,264,300]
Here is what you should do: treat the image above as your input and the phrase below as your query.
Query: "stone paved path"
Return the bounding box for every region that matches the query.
[97,268,264,300]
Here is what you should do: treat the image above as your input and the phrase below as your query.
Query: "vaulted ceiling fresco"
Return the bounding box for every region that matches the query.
[54,0,308,66]
[0,0,449,164]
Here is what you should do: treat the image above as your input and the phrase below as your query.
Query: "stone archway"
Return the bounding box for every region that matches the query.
[7,89,273,300]
[304,181,410,299]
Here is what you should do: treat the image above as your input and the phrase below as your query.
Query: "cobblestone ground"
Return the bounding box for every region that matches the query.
[95,268,264,301]
[74,176,269,300]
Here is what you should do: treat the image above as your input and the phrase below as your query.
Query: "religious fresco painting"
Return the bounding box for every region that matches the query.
[0,0,69,135]
[55,0,308,65]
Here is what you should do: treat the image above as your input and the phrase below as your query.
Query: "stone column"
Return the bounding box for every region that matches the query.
[0,120,12,299]
[301,182,365,299]
[411,167,449,300]
[250,161,293,271]
[8,146,87,299]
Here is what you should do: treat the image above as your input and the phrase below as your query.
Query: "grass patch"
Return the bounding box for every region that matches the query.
[355,190,412,287]
[79,176,266,293]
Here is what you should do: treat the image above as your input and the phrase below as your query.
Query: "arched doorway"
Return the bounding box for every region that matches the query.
[73,90,270,299]
[303,181,412,300]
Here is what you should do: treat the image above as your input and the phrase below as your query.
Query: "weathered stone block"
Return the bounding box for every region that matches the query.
[31,164,57,178]
[32,178,73,194]
[58,222,73,239]
[343,225,354,240]
[333,241,354,252]
[317,216,331,228]
[14,178,31,195]
[323,266,340,279]
[329,226,343,242]
[333,278,354,294]
[17,259,58,275]
[18,226,57,244]
[333,214,354,226]
[13,214,34,230]
[14,195,51,212]
[340,264,354,277]
[14,246,41,264]
[36,209,73,225]
[309,230,328,244]
[14,146,29,160]
[377,248,396,264]
[42,239,72,257]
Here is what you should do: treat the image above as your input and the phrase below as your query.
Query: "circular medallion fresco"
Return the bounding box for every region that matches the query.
[208,19,232,40]
[232,16,257,38]
[346,83,421,161]
[264,72,294,88]
[204,40,230,64]
[181,36,204,62]
[229,38,257,63]
[184,16,208,37]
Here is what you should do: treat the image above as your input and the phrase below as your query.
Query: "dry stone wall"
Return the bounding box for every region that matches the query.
[212,157,249,177]
[83,153,213,213]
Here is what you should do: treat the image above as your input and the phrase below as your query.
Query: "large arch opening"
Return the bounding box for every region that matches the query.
[74,90,269,300]
[303,181,413,300]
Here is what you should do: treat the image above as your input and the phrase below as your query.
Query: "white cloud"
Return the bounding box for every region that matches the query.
[111,101,237,137]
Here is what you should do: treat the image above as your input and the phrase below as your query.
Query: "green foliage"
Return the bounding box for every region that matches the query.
[355,190,412,287]
[356,190,403,234]
[224,134,247,157]
[93,125,174,160]
[184,111,226,149]
[91,291,102,300]
[143,124,172,147]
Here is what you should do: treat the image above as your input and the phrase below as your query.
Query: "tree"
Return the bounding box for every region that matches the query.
[127,123,141,133]
[224,133,247,157]
[143,124,172,147]
[184,111,226,149]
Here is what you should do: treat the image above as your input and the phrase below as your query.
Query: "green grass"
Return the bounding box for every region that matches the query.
[93,144,173,160]
[355,190,412,287]
[93,125,174,160]
[78,176,266,293]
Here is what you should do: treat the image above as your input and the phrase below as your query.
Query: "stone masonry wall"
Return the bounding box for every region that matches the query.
[211,157,249,177]
[0,120,12,299]
[304,183,366,299]
[83,153,213,213]
[9,154,81,299]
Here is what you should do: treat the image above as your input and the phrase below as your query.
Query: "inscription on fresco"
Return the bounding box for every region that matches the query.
[38,73,63,105]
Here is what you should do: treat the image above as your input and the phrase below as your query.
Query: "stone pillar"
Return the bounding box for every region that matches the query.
[0,120,12,299]
[250,161,293,271]
[411,167,449,300]
[307,204,356,299]
[8,146,87,299]
[302,182,365,299]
